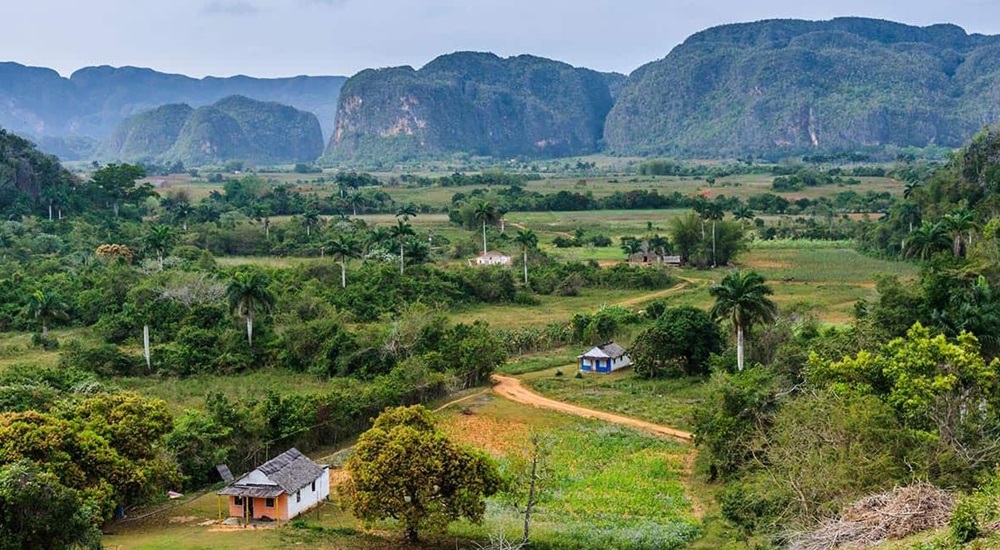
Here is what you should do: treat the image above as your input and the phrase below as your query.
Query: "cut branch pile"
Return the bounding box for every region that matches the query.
[787,483,955,550]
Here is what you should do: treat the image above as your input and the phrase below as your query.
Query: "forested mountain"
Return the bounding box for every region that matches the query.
[324,52,622,162]
[0,63,345,157]
[102,96,324,166]
[604,18,1000,158]
[0,128,78,218]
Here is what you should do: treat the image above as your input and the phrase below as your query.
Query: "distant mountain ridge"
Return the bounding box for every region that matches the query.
[324,52,624,162]
[0,63,345,157]
[604,17,1000,157]
[101,96,324,166]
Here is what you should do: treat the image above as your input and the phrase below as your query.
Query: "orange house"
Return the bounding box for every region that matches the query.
[218,448,330,523]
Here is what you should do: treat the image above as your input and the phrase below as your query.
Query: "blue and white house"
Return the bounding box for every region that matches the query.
[578,342,631,374]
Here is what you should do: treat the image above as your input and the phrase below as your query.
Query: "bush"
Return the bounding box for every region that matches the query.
[30,333,58,351]
[59,340,143,377]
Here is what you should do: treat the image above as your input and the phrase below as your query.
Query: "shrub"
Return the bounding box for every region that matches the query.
[59,340,143,377]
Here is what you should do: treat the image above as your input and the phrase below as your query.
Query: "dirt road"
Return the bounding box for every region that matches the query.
[490,374,693,442]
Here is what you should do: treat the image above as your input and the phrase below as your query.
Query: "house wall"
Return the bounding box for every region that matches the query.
[228,496,285,521]
[610,354,632,372]
[286,468,331,519]
[579,358,594,371]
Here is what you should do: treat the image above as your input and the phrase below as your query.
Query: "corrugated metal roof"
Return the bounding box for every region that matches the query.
[579,342,628,359]
[217,448,326,498]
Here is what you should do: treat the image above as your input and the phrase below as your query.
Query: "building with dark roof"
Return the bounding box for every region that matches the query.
[578,342,632,374]
[218,448,330,523]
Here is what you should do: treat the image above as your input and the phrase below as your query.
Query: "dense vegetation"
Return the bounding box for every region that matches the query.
[606,18,1000,159]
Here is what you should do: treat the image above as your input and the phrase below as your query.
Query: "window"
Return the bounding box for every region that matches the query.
[234,497,243,505]
[265,498,275,508]
[296,491,301,503]
[311,481,316,492]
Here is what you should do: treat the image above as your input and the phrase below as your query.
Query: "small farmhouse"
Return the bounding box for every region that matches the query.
[218,448,329,523]
[471,251,512,266]
[579,342,632,374]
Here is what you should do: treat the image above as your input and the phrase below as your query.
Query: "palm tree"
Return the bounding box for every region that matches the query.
[302,209,320,237]
[903,177,923,200]
[473,201,497,255]
[703,203,726,267]
[144,225,175,268]
[709,269,777,372]
[513,229,538,284]
[367,226,392,253]
[896,202,921,233]
[390,221,415,275]
[173,202,194,231]
[226,270,276,346]
[26,290,69,336]
[327,234,359,288]
[348,191,367,217]
[732,205,755,226]
[395,203,418,222]
[941,209,977,258]
[620,237,643,259]
[904,221,952,260]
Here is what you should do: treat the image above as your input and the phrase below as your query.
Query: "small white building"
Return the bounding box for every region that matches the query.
[471,251,512,266]
[218,448,329,524]
[578,342,632,374]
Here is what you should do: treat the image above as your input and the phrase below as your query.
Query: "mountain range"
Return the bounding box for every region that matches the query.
[3,17,1000,164]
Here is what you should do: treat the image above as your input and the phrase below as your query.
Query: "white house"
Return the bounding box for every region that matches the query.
[471,251,512,266]
[578,342,632,374]
[218,448,330,524]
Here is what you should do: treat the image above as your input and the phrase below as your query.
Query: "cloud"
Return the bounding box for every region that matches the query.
[203,0,259,15]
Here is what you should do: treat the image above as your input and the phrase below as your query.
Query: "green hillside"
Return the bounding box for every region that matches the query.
[0,128,77,218]
[604,17,1000,158]
[324,52,621,162]
[103,96,324,166]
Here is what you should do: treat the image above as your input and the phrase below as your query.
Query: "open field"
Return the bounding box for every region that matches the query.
[104,393,700,550]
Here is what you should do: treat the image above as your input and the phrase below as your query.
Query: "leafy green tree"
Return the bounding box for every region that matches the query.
[903,221,950,260]
[328,233,359,288]
[390,221,415,275]
[143,224,176,267]
[345,405,502,542]
[473,201,497,254]
[25,289,69,335]
[90,163,150,217]
[620,237,643,257]
[0,461,101,550]
[226,270,276,346]
[631,306,723,378]
[513,229,538,284]
[732,204,755,225]
[709,269,777,371]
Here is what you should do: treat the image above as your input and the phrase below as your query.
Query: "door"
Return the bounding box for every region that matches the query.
[246,498,255,520]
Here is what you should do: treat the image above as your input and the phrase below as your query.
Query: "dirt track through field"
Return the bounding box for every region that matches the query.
[490,374,693,443]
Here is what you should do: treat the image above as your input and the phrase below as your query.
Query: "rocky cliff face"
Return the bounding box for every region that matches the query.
[102,96,324,166]
[324,52,621,161]
[603,18,1000,158]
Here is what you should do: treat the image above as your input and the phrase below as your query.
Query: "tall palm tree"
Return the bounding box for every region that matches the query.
[348,191,367,217]
[390,221,415,275]
[709,269,777,372]
[226,270,276,346]
[620,237,643,258]
[302,209,320,237]
[26,290,69,335]
[473,201,497,255]
[903,177,923,200]
[327,234,359,288]
[941,209,977,258]
[395,203,418,222]
[144,225,175,268]
[513,229,538,284]
[904,221,952,260]
[732,205,755,226]
[173,202,194,231]
[704,203,726,267]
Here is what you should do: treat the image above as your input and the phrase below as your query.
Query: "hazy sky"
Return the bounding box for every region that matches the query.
[6,0,1000,78]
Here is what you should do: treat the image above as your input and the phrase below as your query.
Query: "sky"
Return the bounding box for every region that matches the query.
[6,0,1000,79]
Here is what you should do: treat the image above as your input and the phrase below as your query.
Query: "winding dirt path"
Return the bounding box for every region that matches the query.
[490,374,693,443]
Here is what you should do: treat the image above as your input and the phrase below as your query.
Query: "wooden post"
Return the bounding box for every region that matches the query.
[217,496,222,522]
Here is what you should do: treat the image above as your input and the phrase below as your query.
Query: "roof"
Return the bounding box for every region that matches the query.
[579,342,628,359]
[218,448,326,498]
[478,251,511,259]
